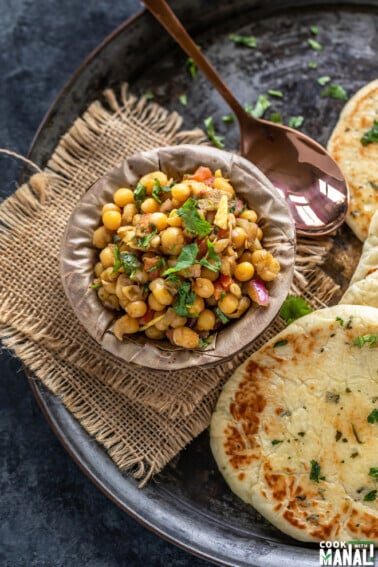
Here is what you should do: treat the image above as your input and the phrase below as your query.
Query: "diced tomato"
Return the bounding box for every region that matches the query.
[139,307,154,326]
[213,275,233,300]
[143,256,163,279]
[217,227,229,239]
[220,275,233,289]
[213,281,223,300]
[196,237,208,258]
[189,166,213,184]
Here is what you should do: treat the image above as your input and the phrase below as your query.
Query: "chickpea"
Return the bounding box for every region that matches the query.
[103,210,122,231]
[92,225,113,249]
[113,314,139,339]
[229,282,242,298]
[149,212,168,231]
[99,246,115,269]
[149,278,174,305]
[213,239,229,254]
[200,266,219,282]
[231,227,247,248]
[131,269,149,284]
[101,266,118,282]
[114,188,134,207]
[240,209,258,223]
[139,171,168,193]
[141,198,160,214]
[234,261,255,282]
[167,209,183,227]
[196,309,216,331]
[145,326,165,340]
[171,182,191,202]
[213,177,235,197]
[218,292,239,314]
[257,227,263,241]
[94,262,103,278]
[121,203,138,224]
[160,227,185,255]
[126,300,147,319]
[240,251,254,263]
[132,213,142,226]
[148,293,165,311]
[220,255,236,277]
[171,327,199,349]
[187,296,205,317]
[102,202,121,214]
[98,287,120,311]
[252,249,280,281]
[122,285,143,302]
[193,278,214,298]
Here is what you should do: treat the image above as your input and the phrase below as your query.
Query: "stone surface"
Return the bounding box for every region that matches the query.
[0,1,210,565]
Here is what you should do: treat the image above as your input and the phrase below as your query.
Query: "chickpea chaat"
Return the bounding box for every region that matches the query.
[91,166,280,350]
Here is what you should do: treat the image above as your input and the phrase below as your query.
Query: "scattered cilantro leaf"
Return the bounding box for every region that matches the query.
[135,228,157,249]
[288,116,304,128]
[204,116,225,148]
[90,281,102,289]
[271,439,283,445]
[308,61,318,68]
[368,467,378,479]
[111,244,123,274]
[222,114,235,124]
[361,120,378,146]
[321,84,348,100]
[151,179,171,204]
[273,339,288,348]
[245,95,271,119]
[146,256,166,273]
[173,281,196,317]
[186,57,197,78]
[229,33,257,48]
[368,409,378,424]
[364,490,377,502]
[269,112,283,124]
[308,38,323,51]
[120,252,141,276]
[179,94,187,106]
[310,25,319,35]
[309,460,321,482]
[199,240,221,272]
[165,273,180,284]
[199,336,213,349]
[163,243,199,276]
[369,181,378,190]
[134,182,147,212]
[317,75,331,86]
[352,334,378,348]
[336,316,344,326]
[143,91,154,100]
[215,307,230,325]
[279,295,313,325]
[267,89,283,98]
[176,198,213,238]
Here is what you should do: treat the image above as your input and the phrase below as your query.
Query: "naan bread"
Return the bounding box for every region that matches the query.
[327,79,378,241]
[210,305,378,543]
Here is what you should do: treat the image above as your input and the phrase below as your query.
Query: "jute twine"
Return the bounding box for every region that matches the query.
[0,84,340,484]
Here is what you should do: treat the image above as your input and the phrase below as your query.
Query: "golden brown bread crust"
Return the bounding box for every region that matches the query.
[327,79,378,241]
[210,305,378,543]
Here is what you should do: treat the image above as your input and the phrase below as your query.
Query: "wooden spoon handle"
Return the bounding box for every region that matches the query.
[141,0,247,121]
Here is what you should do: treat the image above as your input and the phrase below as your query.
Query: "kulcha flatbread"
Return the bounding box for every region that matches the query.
[327,79,378,241]
[210,305,378,543]
[340,210,378,307]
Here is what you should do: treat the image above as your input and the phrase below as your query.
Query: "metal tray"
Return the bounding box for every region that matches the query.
[25,1,378,565]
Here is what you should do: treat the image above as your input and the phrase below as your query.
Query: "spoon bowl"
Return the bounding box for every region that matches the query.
[141,0,349,237]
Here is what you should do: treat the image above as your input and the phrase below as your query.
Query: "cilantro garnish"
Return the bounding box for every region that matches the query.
[279,295,313,325]
[146,256,166,273]
[267,89,283,98]
[308,61,318,68]
[176,198,213,238]
[199,240,221,272]
[215,307,229,325]
[173,281,196,317]
[288,116,304,128]
[120,252,141,276]
[369,181,378,190]
[310,25,319,35]
[151,179,171,204]
[90,282,102,289]
[368,409,378,424]
[245,95,271,119]
[360,120,378,146]
[368,467,378,479]
[163,243,199,276]
[309,460,321,482]
[269,113,283,124]
[271,439,283,445]
[321,84,348,100]
[317,75,331,86]
[143,91,154,100]
[363,490,377,502]
[134,182,147,212]
[204,116,225,149]
[336,316,344,326]
[135,228,157,249]
[222,114,235,124]
[165,273,180,284]
[186,57,197,78]
[229,34,257,48]
[199,336,213,349]
[179,94,187,106]
[352,334,378,348]
[308,38,322,51]
[111,244,123,274]
[273,339,288,348]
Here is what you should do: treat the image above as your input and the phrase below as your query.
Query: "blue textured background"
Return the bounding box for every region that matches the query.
[0,1,210,565]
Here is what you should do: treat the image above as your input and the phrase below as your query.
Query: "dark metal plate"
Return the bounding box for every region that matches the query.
[25,1,378,565]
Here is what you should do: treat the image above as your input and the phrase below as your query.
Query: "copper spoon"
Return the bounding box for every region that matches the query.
[141,0,349,237]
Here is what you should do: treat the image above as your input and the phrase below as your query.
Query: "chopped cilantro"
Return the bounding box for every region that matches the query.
[245,95,271,119]
[163,243,199,276]
[364,490,377,502]
[135,228,157,249]
[146,256,166,272]
[288,116,304,128]
[267,89,283,98]
[336,316,344,326]
[215,307,230,325]
[269,112,283,124]
[361,120,378,146]
[143,91,154,100]
[321,84,348,100]
[310,25,319,35]
[134,182,147,212]
[186,57,197,78]
[199,240,221,272]
[165,273,180,284]
[308,38,323,51]
[279,295,313,325]
[151,179,171,204]
[309,460,321,482]
[120,252,141,276]
[173,281,196,317]
[222,114,235,124]
[369,180,378,190]
[229,33,257,48]
[271,439,283,445]
[368,409,378,424]
[111,243,123,274]
[273,339,288,348]
[179,94,187,106]
[352,334,378,348]
[317,75,331,86]
[90,282,102,289]
[176,198,213,238]
[204,116,225,148]
[308,61,318,68]
[368,467,378,479]
[199,336,213,349]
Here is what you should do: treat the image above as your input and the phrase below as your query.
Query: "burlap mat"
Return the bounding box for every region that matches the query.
[0,84,340,484]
